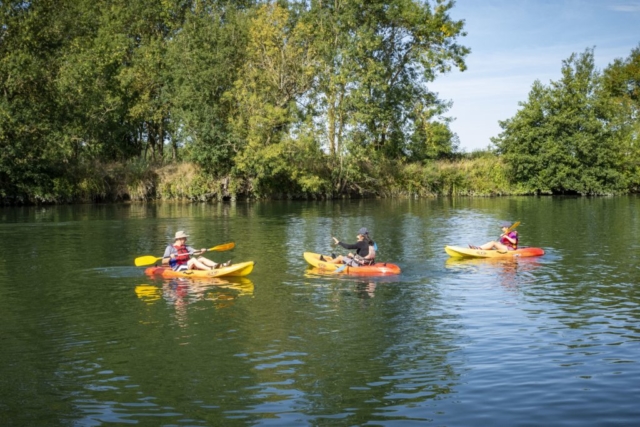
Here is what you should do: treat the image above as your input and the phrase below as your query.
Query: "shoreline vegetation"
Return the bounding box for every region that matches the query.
[8,153,564,204]
[1,1,638,205]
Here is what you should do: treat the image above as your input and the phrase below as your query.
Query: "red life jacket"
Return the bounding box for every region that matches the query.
[500,231,518,250]
[173,244,191,265]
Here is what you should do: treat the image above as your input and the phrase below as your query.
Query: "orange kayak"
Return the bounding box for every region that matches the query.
[144,261,254,279]
[303,252,401,275]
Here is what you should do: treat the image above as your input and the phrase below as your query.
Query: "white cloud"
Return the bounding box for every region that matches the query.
[608,3,640,12]
[427,0,639,151]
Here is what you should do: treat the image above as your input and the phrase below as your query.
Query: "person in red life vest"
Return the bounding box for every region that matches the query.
[162,231,231,271]
[471,221,518,252]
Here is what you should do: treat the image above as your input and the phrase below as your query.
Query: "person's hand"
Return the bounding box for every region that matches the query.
[348,252,354,258]
[170,254,176,259]
[332,237,339,245]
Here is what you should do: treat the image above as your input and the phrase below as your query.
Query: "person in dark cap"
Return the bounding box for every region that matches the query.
[325,227,376,266]
[470,222,518,252]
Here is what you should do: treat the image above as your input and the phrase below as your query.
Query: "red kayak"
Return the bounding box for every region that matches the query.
[303,252,401,275]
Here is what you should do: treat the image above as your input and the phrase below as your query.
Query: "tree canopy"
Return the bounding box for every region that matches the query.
[493,48,640,195]
[0,0,468,203]
[2,1,639,203]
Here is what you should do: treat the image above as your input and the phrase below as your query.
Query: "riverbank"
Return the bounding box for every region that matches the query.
[1,155,536,205]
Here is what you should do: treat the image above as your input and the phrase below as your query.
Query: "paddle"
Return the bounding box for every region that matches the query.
[317,253,347,273]
[333,264,347,273]
[504,221,521,234]
[134,242,235,267]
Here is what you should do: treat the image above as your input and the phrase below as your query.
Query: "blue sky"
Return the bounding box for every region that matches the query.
[430,0,640,152]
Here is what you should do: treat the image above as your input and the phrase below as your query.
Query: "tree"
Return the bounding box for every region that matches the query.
[494,49,628,195]
[0,0,69,201]
[601,45,640,189]
[55,0,138,164]
[304,0,468,159]
[229,3,322,194]
[166,3,250,174]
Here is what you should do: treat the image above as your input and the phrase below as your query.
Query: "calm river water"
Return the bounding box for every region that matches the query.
[1,197,639,426]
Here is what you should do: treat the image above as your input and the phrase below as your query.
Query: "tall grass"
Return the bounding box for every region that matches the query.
[12,155,535,205]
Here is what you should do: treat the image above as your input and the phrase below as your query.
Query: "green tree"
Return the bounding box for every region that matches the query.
[299,0,468,194]
[601,45,640,189]
[407,104,459,161]
[55,0,137,164]
[166,3,250,174]
[229,3,322,194]
[304,0,468,158]
[494,49,628,195]
[0,0,69,201]
[113,0,190,162]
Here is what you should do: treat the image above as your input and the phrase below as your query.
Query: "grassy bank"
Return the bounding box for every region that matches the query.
[13,154,532,205]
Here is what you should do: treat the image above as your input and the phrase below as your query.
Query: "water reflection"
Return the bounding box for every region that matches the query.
[304,267,386,299]
[444,256,542,289]
[355,281,376,299]
[135,277,254,326]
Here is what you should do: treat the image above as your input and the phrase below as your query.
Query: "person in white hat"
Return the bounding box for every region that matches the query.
[162,231,231,271]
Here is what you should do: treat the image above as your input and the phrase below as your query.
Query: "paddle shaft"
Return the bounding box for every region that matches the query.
[499,221,520,239]
[134,242,235,267]
[494,221,520,250]
[333,264,347,273]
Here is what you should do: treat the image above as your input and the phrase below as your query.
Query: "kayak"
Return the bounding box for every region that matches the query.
[444,246,545,258]
[144,261,254,279]
[303,252,401,275]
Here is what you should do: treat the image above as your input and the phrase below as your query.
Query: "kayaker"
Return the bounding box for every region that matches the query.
[470,222,518,252]
[163,231,231,271]
[325,227,376,267]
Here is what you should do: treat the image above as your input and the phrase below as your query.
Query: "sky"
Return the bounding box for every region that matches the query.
[429,0,640,152]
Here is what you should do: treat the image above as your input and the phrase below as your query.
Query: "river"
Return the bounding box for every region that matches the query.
[1,197,639,426]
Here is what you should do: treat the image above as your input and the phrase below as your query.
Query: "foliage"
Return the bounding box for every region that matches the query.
[398,156,520,196]
[303,0,468,162]
[229,2,319,188]
[494,49,632,195]
[166,4,250,173]
[3,1,640,204]
[156,163,218,200]
[601,44,640,190]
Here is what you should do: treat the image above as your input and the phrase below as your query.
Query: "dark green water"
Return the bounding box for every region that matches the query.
[1,197,639,426]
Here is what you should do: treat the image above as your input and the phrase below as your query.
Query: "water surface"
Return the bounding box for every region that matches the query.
[1,197,639,426]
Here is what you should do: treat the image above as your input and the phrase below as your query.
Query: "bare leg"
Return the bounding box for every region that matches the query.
[479,241,509,251]
[188,257,216,270]
[327,255,345,264]
[197,256,219,268]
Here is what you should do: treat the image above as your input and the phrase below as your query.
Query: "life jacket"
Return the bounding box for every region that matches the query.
[354,244,376,266]
[173,244,191,265]
[500,231,518,250]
